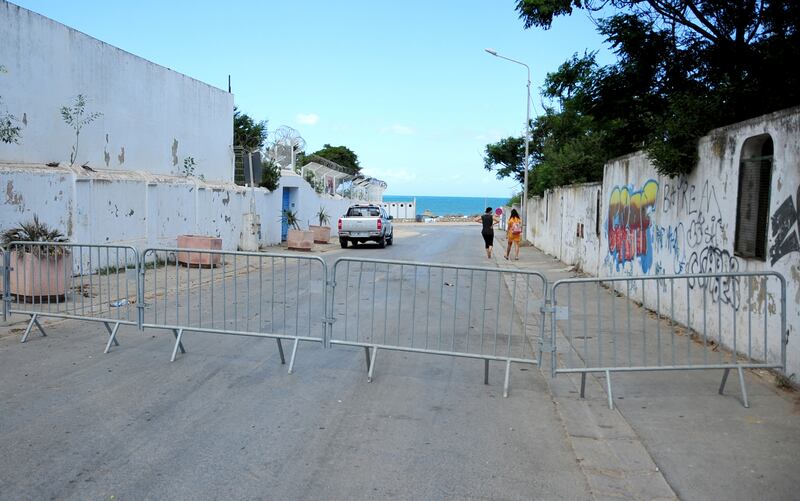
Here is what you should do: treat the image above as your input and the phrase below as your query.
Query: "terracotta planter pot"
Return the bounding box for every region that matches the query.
[309,225,331,244]
[8,250,68,302]
[287,229,314,251]
[177,235,222,267]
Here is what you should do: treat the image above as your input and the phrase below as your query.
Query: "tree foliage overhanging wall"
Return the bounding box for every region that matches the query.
[485,1,800,196]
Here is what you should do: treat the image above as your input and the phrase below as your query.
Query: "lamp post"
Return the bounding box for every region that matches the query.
[485,48,530,240]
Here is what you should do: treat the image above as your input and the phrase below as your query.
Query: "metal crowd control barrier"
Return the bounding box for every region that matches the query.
[550,272,787,409]
[140,248,327,373]
[4,242,140,352]
[1,246,7,322]
[328,257,547,396]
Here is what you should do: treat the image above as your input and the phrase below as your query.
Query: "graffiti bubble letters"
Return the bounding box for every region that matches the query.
[607,180,659,273]
[769,185,800,265]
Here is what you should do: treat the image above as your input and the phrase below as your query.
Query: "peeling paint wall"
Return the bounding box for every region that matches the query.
[1,164,355,250]
[527,182,603,275]
[0,1,234,181]
[527,107,800,378]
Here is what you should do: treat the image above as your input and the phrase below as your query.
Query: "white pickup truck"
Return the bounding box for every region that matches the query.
[337,204,394,248]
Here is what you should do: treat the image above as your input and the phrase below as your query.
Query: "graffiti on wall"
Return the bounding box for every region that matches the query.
[769,185,800,265]
[649,176,743,308]
[607,180,659,273]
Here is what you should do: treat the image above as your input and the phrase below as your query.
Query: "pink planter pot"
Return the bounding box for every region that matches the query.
[177,235,222,267]
[287,230,314,251]
[309,225,331,244]
[8,251,68,302]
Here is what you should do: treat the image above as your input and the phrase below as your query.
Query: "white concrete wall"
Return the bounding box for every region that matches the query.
[523,107,800,377]
[0,1,234,181]
[0,164,355,251]
[527,183,603,275]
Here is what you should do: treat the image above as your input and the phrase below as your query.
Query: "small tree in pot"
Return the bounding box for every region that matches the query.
[2,216,69,302]
[309,206,331,244]
[283,210,314,250]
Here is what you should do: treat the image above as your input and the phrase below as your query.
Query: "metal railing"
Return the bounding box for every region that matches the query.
[4,242,140,352]
[550,272,787,409]
[2,240,790,409]
[140,248,327,373]
[328,257,547,396]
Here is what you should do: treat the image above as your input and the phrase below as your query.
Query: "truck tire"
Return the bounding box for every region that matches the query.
[339,238,348,248]
[378,235,386,248]
[387,232,393,245]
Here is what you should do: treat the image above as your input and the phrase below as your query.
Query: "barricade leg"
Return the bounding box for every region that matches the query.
[21,314,46,343]
[605,369,614,410]
[170,328,185,362]
[580,373,587,398]
[102,321,121,354]
[276,338,286,365]
[484,359,489,385]
[719,367,750,408]
[503,359,511,398]
[364,346,371,371]
[367,346,378,383]
[287,338,299,374]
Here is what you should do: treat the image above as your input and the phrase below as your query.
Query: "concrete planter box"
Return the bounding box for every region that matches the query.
[177,235,222,267]
[8,250,68,302]
[309,225,331,244]
[287,229,314,251]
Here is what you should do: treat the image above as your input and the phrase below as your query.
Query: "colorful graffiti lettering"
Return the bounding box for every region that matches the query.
[607,180,659,273]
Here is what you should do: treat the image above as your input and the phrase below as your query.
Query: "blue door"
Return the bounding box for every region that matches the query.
[281,188,290,241]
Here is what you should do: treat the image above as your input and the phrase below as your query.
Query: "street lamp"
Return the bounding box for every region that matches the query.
[485,48,531,240]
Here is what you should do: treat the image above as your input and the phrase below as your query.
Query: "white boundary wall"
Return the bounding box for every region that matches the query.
[0,164,353,249]
[0,1,233,181]
[526,107,800,377]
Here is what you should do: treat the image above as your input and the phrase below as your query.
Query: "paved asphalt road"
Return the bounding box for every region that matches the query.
[0,224,593,500]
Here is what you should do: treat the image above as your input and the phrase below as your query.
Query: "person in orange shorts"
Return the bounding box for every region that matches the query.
[504,208,522,260]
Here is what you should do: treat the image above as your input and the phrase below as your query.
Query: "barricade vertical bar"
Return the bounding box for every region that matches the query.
[383,264,389,345]
[567,283,573,368]
[657,279,663,365]
[686,277,691,362]
[702,277,708,364]
[642,279,647,366]
[3,249,10,322]
[411,266,418,348]
[371,263,378,342]
[596,282,602,367]
[747,277,752,359]
[453,269,460,352]
[484,358,489,385]
[582,284,588,362]
[438,268,444,350]
[397,264,404,346]
[493,272,501,355]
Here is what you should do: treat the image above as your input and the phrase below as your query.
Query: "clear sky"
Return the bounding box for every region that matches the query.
[11,0,613,198]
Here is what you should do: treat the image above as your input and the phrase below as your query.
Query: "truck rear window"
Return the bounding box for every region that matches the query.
[346,208,381,217]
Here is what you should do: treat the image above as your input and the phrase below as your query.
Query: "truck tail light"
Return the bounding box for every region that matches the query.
[377,218,382,231]
[338,218,342,231]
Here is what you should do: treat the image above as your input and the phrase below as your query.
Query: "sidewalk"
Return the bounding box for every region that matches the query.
[494,231,800,501]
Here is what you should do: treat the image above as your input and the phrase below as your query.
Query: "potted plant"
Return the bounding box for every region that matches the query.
[283,210,313,250]
[2,216,69,302]
[309,206,331,244]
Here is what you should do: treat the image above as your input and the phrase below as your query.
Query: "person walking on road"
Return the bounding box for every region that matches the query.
[474,207,499,259]
[504,208,523,260]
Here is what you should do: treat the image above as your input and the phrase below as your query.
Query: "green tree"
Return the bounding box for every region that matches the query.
[233,107,267,151]
[259,159,281,191]
[498,0,800,184]
[303,144,361,174]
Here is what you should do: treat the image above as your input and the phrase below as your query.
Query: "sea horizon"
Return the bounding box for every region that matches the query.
[383,195,513,217]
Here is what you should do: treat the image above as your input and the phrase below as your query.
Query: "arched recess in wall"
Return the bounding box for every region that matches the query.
[734,134,773,260]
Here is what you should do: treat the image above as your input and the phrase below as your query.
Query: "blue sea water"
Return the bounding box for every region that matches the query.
[383,195,511,217]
